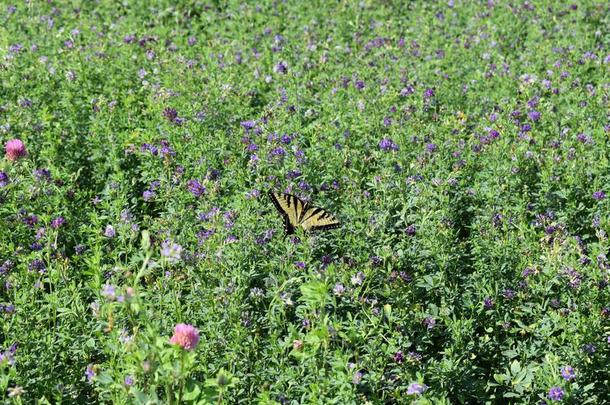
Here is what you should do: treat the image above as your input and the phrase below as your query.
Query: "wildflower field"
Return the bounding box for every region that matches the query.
[1,1,609,403]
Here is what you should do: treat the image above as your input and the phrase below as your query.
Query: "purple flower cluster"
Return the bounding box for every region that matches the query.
[378,138,399,152]
[187,179,206,198]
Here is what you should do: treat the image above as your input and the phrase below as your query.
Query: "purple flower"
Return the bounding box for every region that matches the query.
[423,88,435,99]
[0,343,17,366]
[269,147,286,158]
[351,271,365,286]
[187,179,206,198]
[522,267,535,277]
[394,351,404,363]
[85,364,96,383]
[423,316,436,330]
[528,111,541,121]
[400,86,414,96]
[354,80,365,90]
[298,180,311,191]
[50,216,66,229]
[163,107,180,124]
[101,284,116,300]
[0,171,8,187]
[333,283,345,295]
[577,133,591,144]
[483,297,494,309]
[143,190,155,201]
[104,225,116,238]
[274,61,288,74]
[560,366,575,381]
[407,382,427,395]
[28,259,47,274]
[0,260,14,276]
[593,191,606,201]
[159,140,176,156]
[124,375,134,386]
[241,120,256,132]
[426,143,437,153]
[161,240,182,263]
[196,228,214,244]
[548,387,564,401]
[378,138,399,152]
[33,168,51,182]
[256,229,275,245]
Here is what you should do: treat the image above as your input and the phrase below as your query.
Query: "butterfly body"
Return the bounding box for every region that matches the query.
[268,191,341,234]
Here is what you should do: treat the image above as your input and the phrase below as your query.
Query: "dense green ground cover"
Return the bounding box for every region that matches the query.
[1,1,609,403]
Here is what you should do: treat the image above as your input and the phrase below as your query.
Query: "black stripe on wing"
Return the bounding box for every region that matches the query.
[268,191,296,234]
[309,222,341,232]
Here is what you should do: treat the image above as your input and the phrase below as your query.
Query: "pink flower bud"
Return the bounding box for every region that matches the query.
[169,323,200,350]
[4,139,27,161]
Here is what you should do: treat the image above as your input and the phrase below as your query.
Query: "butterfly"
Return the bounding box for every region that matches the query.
[268,191,341,234]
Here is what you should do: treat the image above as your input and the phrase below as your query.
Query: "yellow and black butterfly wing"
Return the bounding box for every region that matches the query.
[268,192,307,234]
[299,205,341,232]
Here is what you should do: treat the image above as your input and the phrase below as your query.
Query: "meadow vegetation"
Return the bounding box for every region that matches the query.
[1,1,609,403]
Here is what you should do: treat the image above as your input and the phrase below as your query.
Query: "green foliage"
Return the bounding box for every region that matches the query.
[1,0,609,403]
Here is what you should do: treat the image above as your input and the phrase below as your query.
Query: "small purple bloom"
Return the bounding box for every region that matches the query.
[124,375,134,386]
[593,191,606,201]
[528,111,541,121]
[85,364,96,383]
[187,179,206,198]
[400,86,414,96]
[351,271,365,286]
[101,284,116,300]
[50,216,65,229]
[0,171,8,187]
[560,366,575,381]
[394,351,404,363]
[28,259,47,274]
[240,120,256,132]
[142,190,155,201]
[161,240,182,263]
[163,107,179,123]
[407,382,427,395]
[333,283,345,295]
[378,138,399,152]
[405,225,416,236]
[548,387,564,401]
[483,297,494,309]
[256,229,275,245]
[274,61,288,74]
[269,147,286,158]
[104,225,115,238]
